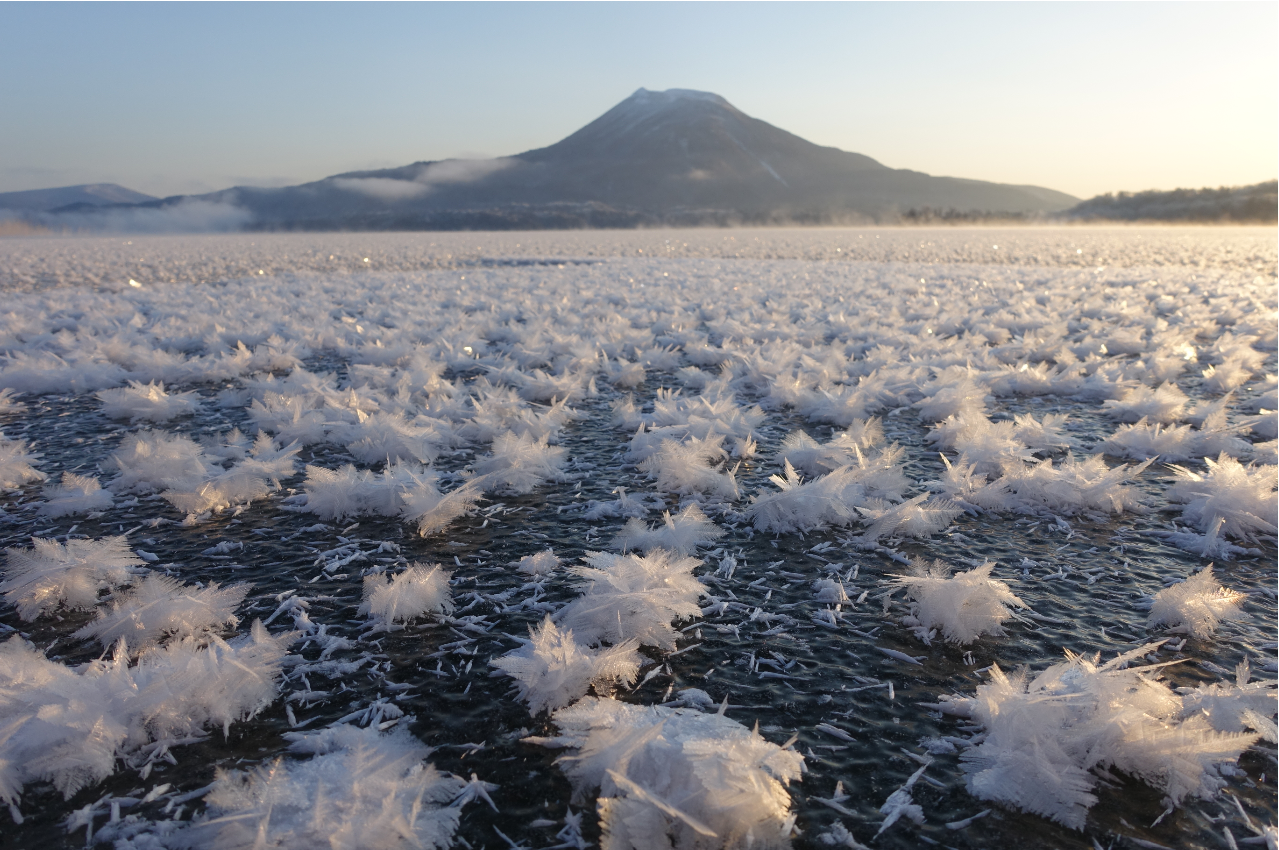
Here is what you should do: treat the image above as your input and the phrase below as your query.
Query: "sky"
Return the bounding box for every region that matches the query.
[1,2,1275,201]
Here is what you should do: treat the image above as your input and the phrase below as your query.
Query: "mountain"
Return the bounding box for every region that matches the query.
[1062,180,1276,223]
[0,183,157,213]
[23,89,1080,230]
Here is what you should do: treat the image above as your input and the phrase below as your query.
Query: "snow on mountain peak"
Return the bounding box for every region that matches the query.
[628,87,730,105]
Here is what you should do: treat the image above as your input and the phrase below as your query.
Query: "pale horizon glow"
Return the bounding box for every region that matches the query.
[1,2,1275,202]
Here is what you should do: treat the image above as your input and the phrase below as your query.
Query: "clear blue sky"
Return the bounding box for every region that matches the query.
[2,2,1274,200]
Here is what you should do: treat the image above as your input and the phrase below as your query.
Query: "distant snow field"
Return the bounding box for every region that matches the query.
[0,227,1275,850]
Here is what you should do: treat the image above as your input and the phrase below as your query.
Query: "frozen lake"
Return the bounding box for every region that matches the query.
[0,226,1275,850]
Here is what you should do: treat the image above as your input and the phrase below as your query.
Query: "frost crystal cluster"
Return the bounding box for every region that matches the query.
[0,621,294,810]
[181,724,469,850]
[939,644,1273,829]
[545,697,804,850]
[1147,566,1246,638]
[894,558,1026,645]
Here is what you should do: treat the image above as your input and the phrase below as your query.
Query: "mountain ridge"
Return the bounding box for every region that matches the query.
[0,183,157,213]
[11,89,1083,231]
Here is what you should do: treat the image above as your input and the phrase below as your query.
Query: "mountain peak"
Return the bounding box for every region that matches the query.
[627,87,732,107]
[522,87,761,164]
[609,88,739,124]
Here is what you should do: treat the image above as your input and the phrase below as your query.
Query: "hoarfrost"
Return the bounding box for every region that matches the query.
[515,549,561,577]
[543,696,804,850]
[359,563,453,628]
[473,431,568,495]
[1148,566,1246,638]
[39,472,114,517]
[491,616,641,714]
[73,574,249,651]
[1,536,145,621]
[0,621,294,809]
[96,380,202,423]
[893,559,1026,644]
[941,645,1263,829]
[1167,453,1278,543]
[0,434,45,490]
[178,723,468,850]
[611,503,725,555]
[557,549,705,650]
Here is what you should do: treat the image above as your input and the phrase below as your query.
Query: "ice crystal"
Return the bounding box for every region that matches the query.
[544,697,804,850]
[491,616,641,714]
[359,563,453,628]
[894,559,1026,644]
[1148,567,1246,638]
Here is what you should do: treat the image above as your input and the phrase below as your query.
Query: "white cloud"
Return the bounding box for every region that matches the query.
[414,158,516,185]
[331,177,431,200]
[34,199,253,234]
[331,158,517,201]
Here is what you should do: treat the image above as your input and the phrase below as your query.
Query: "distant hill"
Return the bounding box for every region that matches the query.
[1062,180,1277,223]
[18,89,1078,232]
[0,183,157,213]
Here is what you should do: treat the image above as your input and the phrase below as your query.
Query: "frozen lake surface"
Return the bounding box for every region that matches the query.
[0,226,1275,850]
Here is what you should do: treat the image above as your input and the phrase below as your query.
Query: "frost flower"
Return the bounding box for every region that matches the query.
[1147,566,1246,639]
[491,617,640,714]
[1167,453,1278,542]
[557,549,705,650]
[73,574,249,651]
[1,536,144,621]
[359,563,453,628]
[939,644,1261,830]
[39,472,114,517]
[542,697,804,850]
[894,559,1026,645]
[96,380,202,423]
[610,503,725,555]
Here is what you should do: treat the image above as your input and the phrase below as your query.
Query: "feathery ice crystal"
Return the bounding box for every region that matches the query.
[938,644,1265,830]
[514,548,561,577]
[1147,566,1246,639]
[0,434,45,490]
[610,503,725,555]
[0,621,294,813]
[638,434,740,500]
[73,574,249,651]
[108,431,216,494]
[473,431,568,495]
[543,696,804,850]
[557,549,705,650]
[96,380,202,422]
[857,493,963,542]
[894,559,1026,644]
[1,536,144,621]
[1102,382,1189,424]
[39,472,114,517]
[178,723,469,850]
[491,616,641,715]
[302,461,482,536]
[1167,453,1278,542]
[359,563,454,628]
[0,229,1274,844]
